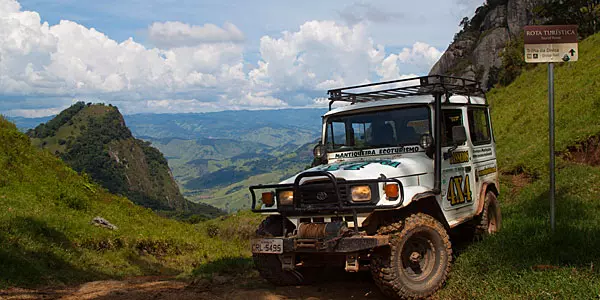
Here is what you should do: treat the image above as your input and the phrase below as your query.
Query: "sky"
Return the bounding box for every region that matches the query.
[0,0,483,117]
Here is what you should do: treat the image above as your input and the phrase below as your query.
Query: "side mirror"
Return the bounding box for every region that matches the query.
[452,126,467,146]
[313,143,326,158]
[311,143,327,167]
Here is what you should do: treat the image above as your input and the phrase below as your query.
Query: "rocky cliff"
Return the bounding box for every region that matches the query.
[429,0,544,89]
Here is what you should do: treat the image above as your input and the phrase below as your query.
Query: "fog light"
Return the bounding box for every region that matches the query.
[351,185,371,202]
[384,183,399,200]
[261,192,274,207]
[278,190,294,205]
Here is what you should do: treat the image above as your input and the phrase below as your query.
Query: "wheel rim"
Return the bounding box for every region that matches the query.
[400,234,436,282]
[487,204,497,233]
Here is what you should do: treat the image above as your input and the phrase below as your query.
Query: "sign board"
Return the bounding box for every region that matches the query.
[524,25,578,63]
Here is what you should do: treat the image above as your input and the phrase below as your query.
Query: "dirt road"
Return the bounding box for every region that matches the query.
[0,273,388,300]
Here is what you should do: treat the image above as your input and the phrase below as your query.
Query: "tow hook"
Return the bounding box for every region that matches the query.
[345,253,359,272]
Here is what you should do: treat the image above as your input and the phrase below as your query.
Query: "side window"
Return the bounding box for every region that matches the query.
[441,109,463,147]
[467,108,491,145]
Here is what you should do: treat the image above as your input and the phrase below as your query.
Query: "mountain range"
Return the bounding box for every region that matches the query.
[12,107,326,212]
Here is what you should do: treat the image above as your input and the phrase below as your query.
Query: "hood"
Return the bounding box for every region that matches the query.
[280,155,432,184]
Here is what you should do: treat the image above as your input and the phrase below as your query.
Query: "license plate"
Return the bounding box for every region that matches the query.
[252,238,283,254]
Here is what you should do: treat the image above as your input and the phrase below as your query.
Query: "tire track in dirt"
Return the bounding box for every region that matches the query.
[0,273,388,300]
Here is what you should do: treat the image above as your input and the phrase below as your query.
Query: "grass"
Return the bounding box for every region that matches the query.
[438,166,600,299]
[488,32,600,177]
[0,116,261,288]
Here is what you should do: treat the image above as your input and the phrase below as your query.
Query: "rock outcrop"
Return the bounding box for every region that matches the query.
[429,0,544,89]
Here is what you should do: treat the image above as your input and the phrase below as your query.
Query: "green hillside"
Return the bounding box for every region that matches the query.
[187,141,316,212]
[26,103,222,220]
[488,32,600,177]
[0,116,260,288]
[437,32,600,298]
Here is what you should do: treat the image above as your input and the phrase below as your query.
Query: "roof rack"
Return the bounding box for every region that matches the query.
[326,75,485,110]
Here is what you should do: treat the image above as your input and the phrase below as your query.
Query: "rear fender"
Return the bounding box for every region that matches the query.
[475,182,499,216]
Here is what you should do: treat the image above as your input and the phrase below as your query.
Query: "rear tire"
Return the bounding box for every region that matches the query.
[371,213,452,299]
[253,215,306,286]
[474,192,502,239]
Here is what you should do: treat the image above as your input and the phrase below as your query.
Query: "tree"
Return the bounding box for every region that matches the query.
[535,0,600,38]
[460,17,470,30]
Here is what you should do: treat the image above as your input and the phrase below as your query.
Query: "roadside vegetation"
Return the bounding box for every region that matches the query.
[0,116,259,288]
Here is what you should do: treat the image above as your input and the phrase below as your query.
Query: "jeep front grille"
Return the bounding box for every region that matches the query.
[297,180,348,206]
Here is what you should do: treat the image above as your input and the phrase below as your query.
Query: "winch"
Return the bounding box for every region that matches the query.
[297,221,349,239]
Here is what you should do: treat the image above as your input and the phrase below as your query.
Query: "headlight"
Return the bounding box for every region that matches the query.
[278,190,294,205]
[351,185,371,202]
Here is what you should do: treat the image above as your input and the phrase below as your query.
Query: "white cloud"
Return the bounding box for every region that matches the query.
[147,21,244,48]
[0,0,445,115]
[395,42,443,71]
[250,21,385,94]
[118,99,223,114]
[0,0,246,100]
[5,106,66,118]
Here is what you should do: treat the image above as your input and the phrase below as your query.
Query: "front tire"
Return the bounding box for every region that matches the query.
[371,213,452,299]
[253,215,305,286]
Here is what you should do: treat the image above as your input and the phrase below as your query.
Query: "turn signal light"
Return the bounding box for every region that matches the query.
[384,184,399,199]
[261,192,275,207]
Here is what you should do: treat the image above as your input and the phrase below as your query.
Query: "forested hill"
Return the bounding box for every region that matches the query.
[26,102,223,220]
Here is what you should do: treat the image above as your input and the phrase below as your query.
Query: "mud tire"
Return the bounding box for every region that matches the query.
[253,216,305,286]
[371,213,452,299]
[474,191,502,239]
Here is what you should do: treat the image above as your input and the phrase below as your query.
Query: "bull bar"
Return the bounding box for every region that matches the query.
[249,171,405,214]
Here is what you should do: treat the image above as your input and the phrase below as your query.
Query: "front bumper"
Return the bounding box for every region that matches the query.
[249,171,404,214]
[252,235,389,253]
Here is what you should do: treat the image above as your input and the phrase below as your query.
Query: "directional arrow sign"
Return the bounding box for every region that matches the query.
[524,25,578,63]
[523,25,579,233]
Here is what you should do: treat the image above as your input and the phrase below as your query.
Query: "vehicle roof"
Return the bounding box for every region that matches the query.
[323,94,486,117]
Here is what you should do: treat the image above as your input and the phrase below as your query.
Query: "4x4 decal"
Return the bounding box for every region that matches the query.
[447,174,472,206]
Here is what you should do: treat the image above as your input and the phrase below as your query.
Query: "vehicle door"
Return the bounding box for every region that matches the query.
[467,107,497,203]
[439,108,477,220]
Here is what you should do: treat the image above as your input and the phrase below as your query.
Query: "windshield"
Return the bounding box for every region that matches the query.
[325,106,430,152]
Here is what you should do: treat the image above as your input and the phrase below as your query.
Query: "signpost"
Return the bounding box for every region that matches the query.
[524,25,578,232]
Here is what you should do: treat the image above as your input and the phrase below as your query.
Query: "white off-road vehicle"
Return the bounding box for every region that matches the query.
[249,75,501,299]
